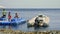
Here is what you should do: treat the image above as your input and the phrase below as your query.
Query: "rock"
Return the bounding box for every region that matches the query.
[0,29,60,34]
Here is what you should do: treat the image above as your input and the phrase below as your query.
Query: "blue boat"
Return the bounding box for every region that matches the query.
[0,18,26,26]
[0,18,6,21]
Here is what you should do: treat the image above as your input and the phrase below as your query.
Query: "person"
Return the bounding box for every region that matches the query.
[35,15,43,23]
[1,9,7,18]
[8,12,11,21]
[34,15,44,26]
[8,12,12,29]
[14,13,19,18]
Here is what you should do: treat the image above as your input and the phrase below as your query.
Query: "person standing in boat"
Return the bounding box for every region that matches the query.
[1,9,7,18]
[8,12,12,29]
[8,12,12,21]
[14,13,19,18]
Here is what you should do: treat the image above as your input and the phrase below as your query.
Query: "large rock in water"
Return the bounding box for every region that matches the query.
[28,15,49,27]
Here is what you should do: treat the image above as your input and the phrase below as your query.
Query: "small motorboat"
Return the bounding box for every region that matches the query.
[27,15,49,27]
[0,18,26,26]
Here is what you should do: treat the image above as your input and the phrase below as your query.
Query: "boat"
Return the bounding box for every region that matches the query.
[11,18,26,25]
[0,18,6,21]
[27,15,49,27]
[0,18,26,26]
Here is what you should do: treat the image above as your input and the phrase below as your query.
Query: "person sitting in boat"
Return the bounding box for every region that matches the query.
[34,15,45,26]
[1,9,7,18]
[14,13,19,18]
[35,15,43,26]
[8,12,12,21]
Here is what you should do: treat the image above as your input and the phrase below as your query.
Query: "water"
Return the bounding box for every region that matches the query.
[0,9,60,32]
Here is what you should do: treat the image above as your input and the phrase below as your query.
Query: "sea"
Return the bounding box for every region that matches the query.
[0,8,60,32]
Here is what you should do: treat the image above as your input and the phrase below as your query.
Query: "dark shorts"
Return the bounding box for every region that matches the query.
[1,15,6,18]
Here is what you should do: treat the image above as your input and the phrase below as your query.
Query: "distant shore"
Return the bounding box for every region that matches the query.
[0,8,60,11]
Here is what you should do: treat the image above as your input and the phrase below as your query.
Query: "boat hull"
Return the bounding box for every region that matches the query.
[0,18,26,26]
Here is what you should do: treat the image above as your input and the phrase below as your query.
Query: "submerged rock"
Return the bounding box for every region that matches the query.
[0,29,60,34]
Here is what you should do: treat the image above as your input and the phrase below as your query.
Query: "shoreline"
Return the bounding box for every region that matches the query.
[0,29,60,34]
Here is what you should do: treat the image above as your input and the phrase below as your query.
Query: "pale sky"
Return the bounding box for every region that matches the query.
[0,0,60,8]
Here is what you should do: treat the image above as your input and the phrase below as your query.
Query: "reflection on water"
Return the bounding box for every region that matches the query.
[0,9,60,32]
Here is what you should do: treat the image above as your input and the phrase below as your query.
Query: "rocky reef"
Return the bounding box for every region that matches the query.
[0,29,60,34]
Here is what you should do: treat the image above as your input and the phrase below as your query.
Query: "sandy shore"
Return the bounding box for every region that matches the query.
[0,29,60,34]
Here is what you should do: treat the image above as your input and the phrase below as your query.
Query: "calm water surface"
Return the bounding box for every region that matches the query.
[0,9,60,32]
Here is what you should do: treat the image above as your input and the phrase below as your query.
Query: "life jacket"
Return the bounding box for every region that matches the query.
[8,15,11,19]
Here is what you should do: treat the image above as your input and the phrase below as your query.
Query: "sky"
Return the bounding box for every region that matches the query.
[0,0,60,8]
